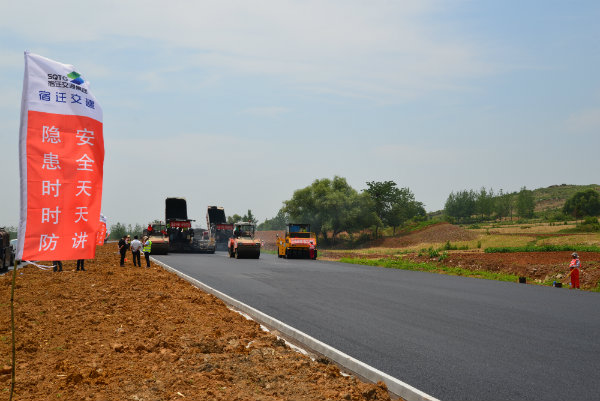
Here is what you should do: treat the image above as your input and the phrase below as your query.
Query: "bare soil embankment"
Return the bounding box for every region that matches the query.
[321,223,600,290]
[0,243,393,401]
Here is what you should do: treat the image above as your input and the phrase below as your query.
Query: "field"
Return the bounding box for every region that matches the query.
[0,244,392,401]
[314,222,600,290]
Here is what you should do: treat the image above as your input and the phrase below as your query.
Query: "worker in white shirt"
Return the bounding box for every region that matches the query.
[130,235,143,267]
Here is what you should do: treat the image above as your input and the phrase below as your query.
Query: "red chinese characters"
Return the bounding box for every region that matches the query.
[22,111,104,260]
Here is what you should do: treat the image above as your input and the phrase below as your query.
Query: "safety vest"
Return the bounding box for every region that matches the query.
[143,240,152,253]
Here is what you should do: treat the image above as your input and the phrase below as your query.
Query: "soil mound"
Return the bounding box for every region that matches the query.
[375,222,477,248]
[255,230,284,251]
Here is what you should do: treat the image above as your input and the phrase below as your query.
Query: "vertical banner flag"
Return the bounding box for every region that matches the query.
[17,52,104,261]
[96,213,108,245]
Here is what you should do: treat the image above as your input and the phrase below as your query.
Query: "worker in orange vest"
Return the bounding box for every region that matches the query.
[309,241,317,260]
[567,252,581,289]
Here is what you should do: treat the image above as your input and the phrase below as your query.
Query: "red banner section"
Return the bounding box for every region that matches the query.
[96,221,107,246]
[169,221,192,228]
[21,111,104,260]
[216,223,234,230]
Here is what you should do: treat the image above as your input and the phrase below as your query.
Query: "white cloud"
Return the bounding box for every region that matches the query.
[566,108,600,133]
[241,106,290,117]
[0,0,494,101]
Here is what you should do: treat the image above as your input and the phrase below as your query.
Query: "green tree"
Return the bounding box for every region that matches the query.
[364,181,425,235]
[284,176,379,243]
[386,187,425,234]
[242,210,257,224]
[364,180,398,237]
[444,190,476,223]
[563,189,600,219]
[110,222,127,240]
[494,189,514,220]
[476,187,495,220]
[516,187,535,218]
[227,214,243,224]
[257,208,288,231]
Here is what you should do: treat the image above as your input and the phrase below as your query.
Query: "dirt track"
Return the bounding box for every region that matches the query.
[0,243,393,401]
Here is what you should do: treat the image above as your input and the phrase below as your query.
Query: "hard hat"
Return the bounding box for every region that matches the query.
[572,252,578,258]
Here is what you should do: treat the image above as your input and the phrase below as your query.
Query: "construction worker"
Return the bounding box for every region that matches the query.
[118,235,127,266]
[130,235,143,267]
[76,259,86,271]
[567,252,581,289]
[309,241,317,260]
[52,260,63,272]
[142,236,152,268]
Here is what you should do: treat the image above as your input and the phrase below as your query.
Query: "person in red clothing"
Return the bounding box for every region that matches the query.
[567,252,581,289]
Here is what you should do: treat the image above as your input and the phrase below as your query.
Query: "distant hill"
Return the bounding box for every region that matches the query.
[533,184,600,212]
[428,184,600,215]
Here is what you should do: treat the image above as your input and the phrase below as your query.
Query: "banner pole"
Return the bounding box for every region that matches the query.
[9,260,18,401]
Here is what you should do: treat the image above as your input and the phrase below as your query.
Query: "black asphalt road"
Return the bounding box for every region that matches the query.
[153,252,600,401]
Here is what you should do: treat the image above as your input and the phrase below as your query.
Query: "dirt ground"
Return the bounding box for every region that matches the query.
[0,243,393,401]
[254,231,284,252]
[319,223,600,290]
[371,223,478,248]
[408,251,600,289]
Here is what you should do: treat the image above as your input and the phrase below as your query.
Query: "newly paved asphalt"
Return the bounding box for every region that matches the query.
[154,252,600,401]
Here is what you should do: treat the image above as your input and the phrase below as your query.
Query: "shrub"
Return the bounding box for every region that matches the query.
[428,247,439,258]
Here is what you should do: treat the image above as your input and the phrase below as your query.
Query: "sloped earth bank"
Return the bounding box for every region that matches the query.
[410,251,600,289]
[0,243,393,401]
[321,249,600,290]
[316,223,600,290]
[371,223,477,248]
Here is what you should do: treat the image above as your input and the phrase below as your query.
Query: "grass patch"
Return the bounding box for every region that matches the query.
[261,249,277,255]
[339,257,520,283]
[484,244,600,253]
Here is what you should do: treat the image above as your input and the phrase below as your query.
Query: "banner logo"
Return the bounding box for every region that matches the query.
[67,71,84,85]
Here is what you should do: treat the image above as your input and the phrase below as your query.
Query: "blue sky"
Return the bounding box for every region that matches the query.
[1,0,599,227]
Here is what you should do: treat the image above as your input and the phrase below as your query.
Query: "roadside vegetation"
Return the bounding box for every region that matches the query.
[339,257,521,283]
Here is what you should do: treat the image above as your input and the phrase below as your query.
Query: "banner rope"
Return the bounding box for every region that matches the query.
[21,261,55,270]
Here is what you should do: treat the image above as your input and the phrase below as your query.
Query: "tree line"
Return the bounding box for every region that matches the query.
[258,177,425,242]
[444,187,600,222]
[105,184,600,241]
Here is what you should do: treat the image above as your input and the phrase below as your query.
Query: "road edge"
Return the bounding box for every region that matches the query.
[152,257,439,401]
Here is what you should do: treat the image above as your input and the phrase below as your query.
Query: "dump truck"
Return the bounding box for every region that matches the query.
[276,223,317,259]
[0,228,15,271]
[143,221,170,255]
[207,206,233,251]
[228,222,261,259]
[162,197,215,253]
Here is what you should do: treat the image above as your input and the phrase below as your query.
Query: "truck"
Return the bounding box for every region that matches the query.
[0,228,15,271]
[207,206,233,251]
[276,223,317,259]
[228,222,261,259]
[159,198,216,253]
